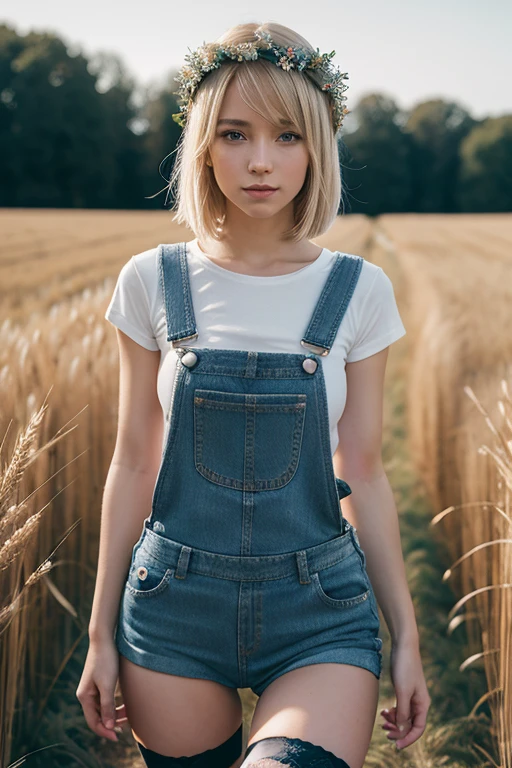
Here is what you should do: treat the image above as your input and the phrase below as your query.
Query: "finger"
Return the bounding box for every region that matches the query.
[80,693,119,742]
[95,713,119,741]
[381,714,399,729]
[386,716,413,741]
[396,722,426,750]
[386,724,410,742]
[114,702,128,728]
[395,695,412,734]
[382,716,401,727]
[115,703,128,725]
[396,700,430,749]
[99,688,117,732]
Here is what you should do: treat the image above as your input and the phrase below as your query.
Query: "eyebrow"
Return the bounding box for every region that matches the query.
[217,118,294,127]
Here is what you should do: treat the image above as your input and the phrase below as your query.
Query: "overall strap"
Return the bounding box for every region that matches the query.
[158,242,198,345]
[301,253,364,356]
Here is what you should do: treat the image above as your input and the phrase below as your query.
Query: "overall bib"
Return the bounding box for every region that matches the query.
[115,242,383,697]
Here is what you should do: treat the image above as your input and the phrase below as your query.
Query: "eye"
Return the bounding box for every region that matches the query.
[279,132,301,143]
[219,131,301,143]
[221,131,245,141]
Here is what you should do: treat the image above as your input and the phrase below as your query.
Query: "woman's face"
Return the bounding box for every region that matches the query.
[208,78,310,223]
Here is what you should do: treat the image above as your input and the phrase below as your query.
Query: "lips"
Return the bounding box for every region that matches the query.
[243,188,278,199]
[244,186,278,191]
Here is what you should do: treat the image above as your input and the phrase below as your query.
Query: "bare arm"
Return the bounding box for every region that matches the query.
[88,328,164,644]
[332,347,418,645]
[333,347,431,749]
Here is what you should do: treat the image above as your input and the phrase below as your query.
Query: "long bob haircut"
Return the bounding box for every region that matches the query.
[168,21,346,243]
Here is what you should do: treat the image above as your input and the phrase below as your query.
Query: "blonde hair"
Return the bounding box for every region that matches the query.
[168,21,345,243]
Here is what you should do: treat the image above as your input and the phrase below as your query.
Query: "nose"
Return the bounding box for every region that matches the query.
[247,139,274,174]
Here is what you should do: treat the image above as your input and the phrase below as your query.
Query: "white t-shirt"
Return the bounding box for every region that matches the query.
[104,238,406,455]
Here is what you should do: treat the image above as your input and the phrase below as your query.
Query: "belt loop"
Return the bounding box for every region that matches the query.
[296,550,311,585]
[175,545,192,579]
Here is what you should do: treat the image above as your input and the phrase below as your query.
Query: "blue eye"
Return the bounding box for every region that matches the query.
[220,131,301,142]
[222,130,244,141]
[279,132,301,142]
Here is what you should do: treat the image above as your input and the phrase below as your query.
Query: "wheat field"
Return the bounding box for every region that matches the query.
[1,209,511,768]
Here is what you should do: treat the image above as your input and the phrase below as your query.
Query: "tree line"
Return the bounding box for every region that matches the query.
[1,23,511,214]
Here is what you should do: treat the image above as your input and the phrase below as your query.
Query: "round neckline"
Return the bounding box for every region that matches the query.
[187,238,331,283]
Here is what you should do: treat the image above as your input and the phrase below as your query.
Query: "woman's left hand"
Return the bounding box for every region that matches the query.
[380,638,431,750]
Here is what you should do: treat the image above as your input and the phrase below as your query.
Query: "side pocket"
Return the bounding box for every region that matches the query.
[126,560,174,598]
[311,551,371,610]
[125,540,174,598]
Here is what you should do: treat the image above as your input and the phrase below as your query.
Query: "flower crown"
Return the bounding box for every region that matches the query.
[171,30,350,133]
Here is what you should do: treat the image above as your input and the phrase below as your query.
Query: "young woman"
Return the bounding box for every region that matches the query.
[77,21,431,768]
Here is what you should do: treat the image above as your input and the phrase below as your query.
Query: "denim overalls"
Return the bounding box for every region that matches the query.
[115,242,383,696]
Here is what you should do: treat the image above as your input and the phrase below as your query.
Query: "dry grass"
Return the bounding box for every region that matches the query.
[1,210,511,766]
[430,379,512,768]
[0,394,85,766]
[377,212,512,767]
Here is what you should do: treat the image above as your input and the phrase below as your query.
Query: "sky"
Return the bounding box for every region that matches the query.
[3,0,510,122]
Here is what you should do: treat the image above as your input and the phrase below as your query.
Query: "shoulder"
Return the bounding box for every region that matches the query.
[131,241,203,305]
[333,252,402,331]
[129,245,163,309]
[131,242,193,287]
[335,251,384,304]
[131,245,161,282]
[339,252,406,362]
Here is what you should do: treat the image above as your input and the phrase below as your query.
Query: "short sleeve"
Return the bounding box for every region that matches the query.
[104,257,159,351]
[346,267,406,363]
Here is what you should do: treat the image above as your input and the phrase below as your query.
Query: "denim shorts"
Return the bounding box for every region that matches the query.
[115,520,382,697]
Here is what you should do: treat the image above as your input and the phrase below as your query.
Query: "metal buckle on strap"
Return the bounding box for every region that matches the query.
[300,339,330,356]
[171,332,198,347]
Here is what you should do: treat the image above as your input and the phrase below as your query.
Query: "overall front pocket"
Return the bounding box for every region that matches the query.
[311,551,370,609]
[193,389,307,491]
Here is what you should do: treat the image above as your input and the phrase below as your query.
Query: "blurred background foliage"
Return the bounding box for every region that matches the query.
[1,22,511,214]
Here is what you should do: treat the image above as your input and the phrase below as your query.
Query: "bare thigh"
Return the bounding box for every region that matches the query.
[247,663,379,768]
[118,655,243,761]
